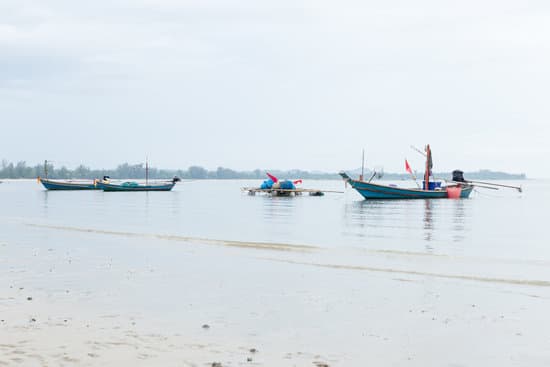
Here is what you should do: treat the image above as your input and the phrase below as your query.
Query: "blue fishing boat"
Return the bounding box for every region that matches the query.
[340,144,473,200]
[339,172,473,199]
[37,160,106,191]
[38,177,101,190]
[98,158,181,192]
[99,178,180,192]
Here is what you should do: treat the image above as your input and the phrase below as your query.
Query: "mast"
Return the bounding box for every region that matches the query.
[424,144,431,190]
[44,160,48,179]
[145,157,149,185]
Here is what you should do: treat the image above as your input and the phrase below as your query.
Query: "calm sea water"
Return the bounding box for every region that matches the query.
[0,178,546,259]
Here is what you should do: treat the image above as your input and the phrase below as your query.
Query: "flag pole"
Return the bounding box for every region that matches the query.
[405,159,420,188]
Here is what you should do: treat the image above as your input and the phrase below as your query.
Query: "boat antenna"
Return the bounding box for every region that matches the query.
[405,159,421,188]
[360,149,365,181]
[145,156,149,185]
[410,145,426,157]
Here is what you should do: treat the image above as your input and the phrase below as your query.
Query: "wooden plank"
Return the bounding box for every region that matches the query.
[241,187,343,194]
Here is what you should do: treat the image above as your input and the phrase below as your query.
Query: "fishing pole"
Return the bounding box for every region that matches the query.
[464,180,522,192]
[449,181,499,190]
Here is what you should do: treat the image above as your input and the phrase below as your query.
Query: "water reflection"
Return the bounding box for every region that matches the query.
[41,190,49,218]
[423,200,433,243]
[169,191,181,216]
[341,200,420,241]
[451,200,466,243]
[260,196,296,223]
[341,197,471,249]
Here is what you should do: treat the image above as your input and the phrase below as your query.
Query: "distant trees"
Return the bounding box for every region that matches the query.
[0,159,527,180]
[1,161,41,178]
[188,166,207,179]
[215,167,239,179]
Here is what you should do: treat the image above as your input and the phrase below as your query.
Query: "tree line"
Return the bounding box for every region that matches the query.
[0,161,341,180]
[0,160,526,180]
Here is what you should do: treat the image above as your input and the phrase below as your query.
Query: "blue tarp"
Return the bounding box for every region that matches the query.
[260,179,274,189]
[280,180,295,190]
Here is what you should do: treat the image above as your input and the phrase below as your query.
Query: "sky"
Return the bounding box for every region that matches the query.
[1,0,549,177]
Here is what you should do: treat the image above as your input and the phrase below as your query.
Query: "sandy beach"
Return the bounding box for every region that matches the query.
[2,214,550,366]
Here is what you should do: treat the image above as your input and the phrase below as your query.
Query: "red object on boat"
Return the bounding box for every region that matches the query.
[446,186,462,199]
[405,159,412,174]
[266,172,278,183]
[293,179,302,185]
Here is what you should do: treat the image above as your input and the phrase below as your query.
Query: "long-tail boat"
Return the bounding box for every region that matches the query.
[340,172,474,199]
[37,160,106,190]
[340,145,474,199]
[99,177,180,192]
[38,177,101,190]
[98,159,181,192]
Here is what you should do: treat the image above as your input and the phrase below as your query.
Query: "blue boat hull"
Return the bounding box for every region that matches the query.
[100,182,176,192]
[39,178,99,190]
[340,172,473,199]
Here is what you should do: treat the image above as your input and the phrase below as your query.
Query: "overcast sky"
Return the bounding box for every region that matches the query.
[1,0,549,177]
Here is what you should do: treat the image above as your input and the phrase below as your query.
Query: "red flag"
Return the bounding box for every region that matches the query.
[266,172,278,183]
[405,159,412,174]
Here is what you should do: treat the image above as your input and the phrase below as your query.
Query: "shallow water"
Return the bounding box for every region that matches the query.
[1,179,549,366]
[2,179,545,250]
[2,179,548,264]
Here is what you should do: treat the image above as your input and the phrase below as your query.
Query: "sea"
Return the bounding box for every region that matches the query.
[1,179,546,258]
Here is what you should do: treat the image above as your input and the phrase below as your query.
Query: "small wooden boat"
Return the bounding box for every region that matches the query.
[37,160,106,191]
[339,172,473,199]
[99,178,180,192]
[340,144,473,200]
[242,187,339,196]
[38,177,101,190]
[98,158,181,192]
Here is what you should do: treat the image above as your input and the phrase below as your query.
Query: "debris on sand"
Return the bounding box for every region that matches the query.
[211,362,222,367]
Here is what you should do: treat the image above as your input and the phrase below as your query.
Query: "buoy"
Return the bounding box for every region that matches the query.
[446,186,462,199]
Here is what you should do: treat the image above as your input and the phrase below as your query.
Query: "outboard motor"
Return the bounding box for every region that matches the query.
[172,176,182,183]
[452,170,465,182]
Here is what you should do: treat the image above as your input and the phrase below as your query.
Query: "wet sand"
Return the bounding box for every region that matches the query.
[2,220,550,366]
